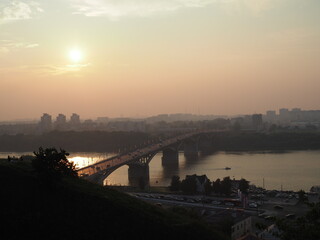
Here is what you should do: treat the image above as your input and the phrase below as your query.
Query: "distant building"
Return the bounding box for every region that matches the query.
[55,114,67,130]
[310,185,320,193]
[265,110,276,123]
[258,224,281,240]
[70,113,80,125]
[252,114,263,129]
[279,108,289,123]
[56,114,66,123]
[206,209,252,240]
[39,113,52,133]
[290,108,302,122]
[96,117,109,123]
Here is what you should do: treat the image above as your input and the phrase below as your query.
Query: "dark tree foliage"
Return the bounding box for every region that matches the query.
[239,178,249,194]
[204,179,212,195]
[170,175,181,191]
[32,147,77,185]
[276,202,320,240]
[297,189,308,202]
[181,176,197,194]
[220,177,232,196]
[212,178,222,194]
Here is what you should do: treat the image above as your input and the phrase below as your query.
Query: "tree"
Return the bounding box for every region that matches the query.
[277,202,320,240]
[220,177,232,196]
[32,147,77,185]
[297,189,307,202]
[170,176,181,191]
[239,178,249,194]
[204,179,212,195]
[212,178,222,195]
[180,176,197,194]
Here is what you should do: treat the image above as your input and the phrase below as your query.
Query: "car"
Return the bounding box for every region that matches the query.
[258,213,267,218]
[225,202,235,207]
[249,203,258,208]
[264,215,274,221]
[274,205,284,210]
[285,213,296,219]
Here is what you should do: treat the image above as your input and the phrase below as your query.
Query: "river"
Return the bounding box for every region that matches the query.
[2,150,319,191]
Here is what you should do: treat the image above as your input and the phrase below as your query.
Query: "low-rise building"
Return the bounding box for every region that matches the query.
[206,209,252,240]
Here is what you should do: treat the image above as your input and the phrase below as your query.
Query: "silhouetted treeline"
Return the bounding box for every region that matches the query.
[0,131,151,152]
[212,132,320,151]
[1,131,320,152]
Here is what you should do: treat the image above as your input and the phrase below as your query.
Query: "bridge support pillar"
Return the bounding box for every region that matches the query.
[162,148,179,167]
[184,139,198,157]
[128,162,149,188]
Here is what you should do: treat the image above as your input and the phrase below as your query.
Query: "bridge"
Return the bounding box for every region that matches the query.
[77,130,222,185]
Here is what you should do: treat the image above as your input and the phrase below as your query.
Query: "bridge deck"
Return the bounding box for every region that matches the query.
[76,131,203,177]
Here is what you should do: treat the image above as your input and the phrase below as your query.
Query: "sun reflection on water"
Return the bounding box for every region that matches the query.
[68,153,116,169]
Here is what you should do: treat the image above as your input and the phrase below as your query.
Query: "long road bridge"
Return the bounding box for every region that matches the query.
[77,130,223,185]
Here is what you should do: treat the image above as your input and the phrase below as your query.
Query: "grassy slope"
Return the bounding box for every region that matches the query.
[0,160,227,240]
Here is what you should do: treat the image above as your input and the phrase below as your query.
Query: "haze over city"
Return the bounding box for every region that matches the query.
[1,0,320,121]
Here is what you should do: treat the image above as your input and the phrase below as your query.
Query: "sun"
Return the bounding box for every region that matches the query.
[68,49,83,63]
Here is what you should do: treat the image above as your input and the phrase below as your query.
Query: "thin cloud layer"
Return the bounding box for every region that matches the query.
[70,0,215,19]
[0,1,43,21]
[69,0,282,19]
[0,40,39,54]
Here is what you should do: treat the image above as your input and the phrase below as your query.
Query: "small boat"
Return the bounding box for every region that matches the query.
[225,167,231,170]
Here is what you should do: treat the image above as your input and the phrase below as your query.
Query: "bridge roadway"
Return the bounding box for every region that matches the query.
[77,130,216,181]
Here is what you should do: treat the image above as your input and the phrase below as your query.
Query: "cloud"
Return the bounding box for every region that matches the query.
[0,1,43,22]
[0,40,39,54]
[0,62,91,76]
[32,63,91,76]
[69,0,284,20]
[69,0,215,20]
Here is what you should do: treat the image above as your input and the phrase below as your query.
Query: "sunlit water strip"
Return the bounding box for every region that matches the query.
[0,152,116,169]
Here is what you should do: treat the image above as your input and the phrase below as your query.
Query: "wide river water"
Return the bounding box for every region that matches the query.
[2,150,319,191]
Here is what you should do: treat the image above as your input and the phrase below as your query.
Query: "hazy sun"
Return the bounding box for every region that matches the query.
[68,49,83,63]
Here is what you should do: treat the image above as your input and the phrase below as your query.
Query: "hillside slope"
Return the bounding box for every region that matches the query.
[0,160,227,240]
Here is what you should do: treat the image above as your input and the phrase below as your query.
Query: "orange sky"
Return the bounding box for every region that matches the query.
[0,0,320,121]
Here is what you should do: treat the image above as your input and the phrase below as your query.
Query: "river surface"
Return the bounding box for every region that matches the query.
[2,150,319,191]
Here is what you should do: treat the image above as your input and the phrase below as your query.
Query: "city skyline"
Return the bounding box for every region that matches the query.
[1,0,320,121]
[2,106,320,123]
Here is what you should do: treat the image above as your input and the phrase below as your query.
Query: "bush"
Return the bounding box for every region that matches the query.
[32,147,77,185]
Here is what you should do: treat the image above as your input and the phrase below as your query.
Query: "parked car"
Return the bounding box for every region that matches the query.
[225,202,234,207]
[249,203,258,208]
[285,213,296,219]
[274,205,284,210]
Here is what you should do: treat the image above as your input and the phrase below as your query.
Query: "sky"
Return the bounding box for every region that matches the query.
[0,0,320,121]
